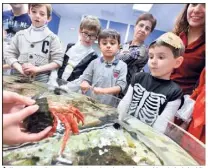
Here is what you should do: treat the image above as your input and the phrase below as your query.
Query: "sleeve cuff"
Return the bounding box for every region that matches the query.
[117,82,126,92]
[53,60,63,66]
[8,59,18,66]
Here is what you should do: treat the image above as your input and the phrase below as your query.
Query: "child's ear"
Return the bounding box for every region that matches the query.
[78,29,82,35]
[28,7,31,15]
[47,16,52,23]
[174,56,184,68]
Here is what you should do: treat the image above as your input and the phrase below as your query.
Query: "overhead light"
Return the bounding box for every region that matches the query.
[133,4,153,12]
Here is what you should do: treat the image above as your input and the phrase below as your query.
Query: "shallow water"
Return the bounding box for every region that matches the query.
[3,75,202,166]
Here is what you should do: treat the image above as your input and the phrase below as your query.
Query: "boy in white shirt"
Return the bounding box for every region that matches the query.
[48,15,101,87]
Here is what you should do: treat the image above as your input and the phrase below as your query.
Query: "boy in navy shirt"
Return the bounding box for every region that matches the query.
[3,4,31,42]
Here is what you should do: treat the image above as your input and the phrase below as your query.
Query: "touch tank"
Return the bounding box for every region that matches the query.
[3,75,205,166]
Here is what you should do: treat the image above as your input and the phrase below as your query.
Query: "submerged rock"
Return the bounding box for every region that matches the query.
[77,146,137,165]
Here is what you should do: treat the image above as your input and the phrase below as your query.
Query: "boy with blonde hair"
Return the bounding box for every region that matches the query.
[5,4,64,83]
[48,15,101,87]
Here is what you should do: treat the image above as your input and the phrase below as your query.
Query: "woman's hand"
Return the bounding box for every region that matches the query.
[3,91,35,114]
[3,91,52,145]
[3,105,52,145]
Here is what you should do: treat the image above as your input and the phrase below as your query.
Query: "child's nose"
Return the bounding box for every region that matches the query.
[151,58,157,64]
[85,37,91,41]
[35,13,40,18]
[106,43,111,47]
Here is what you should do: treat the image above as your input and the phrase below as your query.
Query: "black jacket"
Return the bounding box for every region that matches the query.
[57,43,98,82]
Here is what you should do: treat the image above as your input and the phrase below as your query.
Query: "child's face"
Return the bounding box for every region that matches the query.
[79,29,97,47]
[10,4,24,9]
[29,6,51,28]
[148,46,183,80]
[99,37,120,58]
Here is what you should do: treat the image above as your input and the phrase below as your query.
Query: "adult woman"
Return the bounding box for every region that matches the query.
[118,13,157,97]
[171,3,205,95]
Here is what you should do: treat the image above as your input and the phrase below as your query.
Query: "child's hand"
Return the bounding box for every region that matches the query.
[3,64,11,69]
[12,62,27,76]
[93,87,106,94]
[22,63,39,75]
[80,81,91,93]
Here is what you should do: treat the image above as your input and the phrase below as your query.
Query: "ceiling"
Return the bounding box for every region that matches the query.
[52,3,186,31]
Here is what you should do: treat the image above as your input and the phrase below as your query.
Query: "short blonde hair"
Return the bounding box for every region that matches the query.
[80,15,101,35]
[149,32,185,58]
[29,4,52,18]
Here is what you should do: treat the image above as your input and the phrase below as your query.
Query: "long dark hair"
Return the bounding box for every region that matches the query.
[173,4,190,35]
[173,3,205,35]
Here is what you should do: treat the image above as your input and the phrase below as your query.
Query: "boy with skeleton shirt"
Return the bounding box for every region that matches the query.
[118,32,185,133]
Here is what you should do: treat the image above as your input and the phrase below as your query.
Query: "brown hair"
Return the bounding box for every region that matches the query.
[98,29,121,45]
[135,13,157,32]
[29,4,52,19]
[149,41,185,58]
[172,4,189,35]
[80,15,101,36]
[173,3,205,35]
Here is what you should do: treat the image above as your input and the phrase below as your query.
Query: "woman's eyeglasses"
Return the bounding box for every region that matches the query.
[81,32,97,40]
